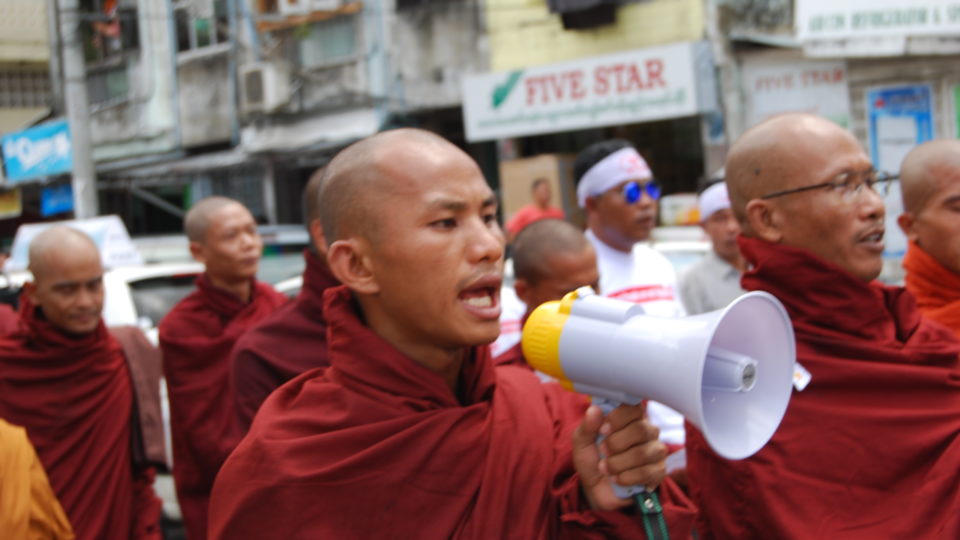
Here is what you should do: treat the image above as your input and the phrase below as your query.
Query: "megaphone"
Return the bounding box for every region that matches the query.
[522,287,795,495]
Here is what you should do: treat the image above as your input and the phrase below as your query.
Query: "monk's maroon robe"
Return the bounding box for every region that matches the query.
[159,275,286,540]
[0,299,161,539]
[686,237,960,539]
[210,286,697,539]
[230,251,338,432]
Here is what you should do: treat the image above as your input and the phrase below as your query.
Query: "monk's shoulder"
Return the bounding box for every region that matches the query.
[158,289,215,333]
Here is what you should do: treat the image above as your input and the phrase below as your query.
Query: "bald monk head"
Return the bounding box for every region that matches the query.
[512,219,598,315]
[320,128,504,385]
[897,140,960,275]
[185,196,263,293]
[24,226,104,335]
[303,167,328,259]
[726,113,886,281]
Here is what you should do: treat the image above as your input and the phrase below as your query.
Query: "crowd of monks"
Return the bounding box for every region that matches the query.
[0,113,959,539]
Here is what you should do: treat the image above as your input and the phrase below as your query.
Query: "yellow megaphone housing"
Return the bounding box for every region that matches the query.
[522,287,795,494]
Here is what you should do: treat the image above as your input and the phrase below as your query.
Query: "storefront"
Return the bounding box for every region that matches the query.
[461,40,722,226]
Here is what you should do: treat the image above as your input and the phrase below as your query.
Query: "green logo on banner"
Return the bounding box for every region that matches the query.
[492,70,523,109]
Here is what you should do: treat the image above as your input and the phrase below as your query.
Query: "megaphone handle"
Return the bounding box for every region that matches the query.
[592,396,646,499]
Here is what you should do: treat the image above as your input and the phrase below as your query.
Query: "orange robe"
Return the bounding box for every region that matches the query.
[903,240,960,337]
[0,419,74,539]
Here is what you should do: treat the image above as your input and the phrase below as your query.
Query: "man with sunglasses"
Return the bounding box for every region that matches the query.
[574,139,688,459]
[898,139,960,337]
[685,113,960,539]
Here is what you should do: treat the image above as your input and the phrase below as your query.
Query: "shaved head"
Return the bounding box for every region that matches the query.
[26,226,105,335]
[304,166,325,228]
[726,113,862,230]
[319,129,466,245]
[184,196,245,243]
[29,226,100,279]
[513,219,590,282]
[900,139,960,214]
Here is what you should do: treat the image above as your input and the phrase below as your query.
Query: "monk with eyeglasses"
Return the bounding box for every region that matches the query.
[684,113,960,539]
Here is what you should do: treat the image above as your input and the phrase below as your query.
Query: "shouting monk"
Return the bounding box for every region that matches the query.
[0,227,164,539]
[230,169,340,433]
[159,197,286,540]
[685,114,960,538]
[209,129,695,538]
[898,139,960,336]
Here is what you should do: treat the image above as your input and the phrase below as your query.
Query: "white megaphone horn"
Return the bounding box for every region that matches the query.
[522,287,795,496]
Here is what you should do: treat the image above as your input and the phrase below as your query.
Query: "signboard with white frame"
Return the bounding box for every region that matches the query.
[461,41,716,142]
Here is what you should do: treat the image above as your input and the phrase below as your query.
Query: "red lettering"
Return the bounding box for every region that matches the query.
[612,64,627,92]
[525,77,542,106]
[546,74,564,102]
[594,66,610,95]
[645,59,665,88]
[626,64,644,92]
[571,70,586,99]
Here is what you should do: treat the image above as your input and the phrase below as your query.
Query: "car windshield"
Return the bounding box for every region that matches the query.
[129,275,199,326]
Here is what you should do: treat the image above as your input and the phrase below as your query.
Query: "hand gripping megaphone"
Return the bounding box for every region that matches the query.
[522,287,795,496]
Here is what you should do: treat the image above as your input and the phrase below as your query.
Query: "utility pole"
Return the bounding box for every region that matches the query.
[55,0,98,218]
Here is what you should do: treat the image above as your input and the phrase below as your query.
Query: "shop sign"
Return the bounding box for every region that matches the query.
[0,120,73,184]
[797,0,960,41]
[0,188,22,219]
[41,183,74,217]
[461,41,716,142]
[741,59,850,128]
[866,84,934,173]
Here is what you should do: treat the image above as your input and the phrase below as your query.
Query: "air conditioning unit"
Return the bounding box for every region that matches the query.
[278,0,310,16]
[240,63,291,114]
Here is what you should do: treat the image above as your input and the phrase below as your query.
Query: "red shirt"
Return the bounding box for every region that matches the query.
[505,204,566,236]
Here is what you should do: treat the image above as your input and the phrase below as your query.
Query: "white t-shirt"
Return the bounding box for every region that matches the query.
[586,229,687,453]
[492,285,525,358]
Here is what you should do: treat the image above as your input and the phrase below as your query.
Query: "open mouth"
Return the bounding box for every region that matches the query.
[458,276,502,319]
[859,229,885,251]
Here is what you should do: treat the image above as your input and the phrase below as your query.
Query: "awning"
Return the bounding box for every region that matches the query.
[240,107,380,153]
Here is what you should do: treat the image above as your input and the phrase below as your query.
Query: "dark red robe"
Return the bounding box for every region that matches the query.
[159,275,286,540]
[209,285,696,539]
[686,236,960,539]
[493,340,528,368]
[230,251,338,432]
[0,298,161,540]
[0,303,17,335]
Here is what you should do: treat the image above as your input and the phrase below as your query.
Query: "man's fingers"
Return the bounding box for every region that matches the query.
[604,401,647,431]
[604,417,659,455]
[572,404,604,451]
[605,440,668,478]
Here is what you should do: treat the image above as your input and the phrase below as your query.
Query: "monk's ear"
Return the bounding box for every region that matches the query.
[584,195,599,214]
[308,219,329,258]
[188,241,207,265]
[327,238,378,294]
[897,212,919,244]
[22,280,39,305]
[744,199,783,243]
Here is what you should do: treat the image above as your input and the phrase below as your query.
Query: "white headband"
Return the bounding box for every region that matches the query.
[698,181,731,221]
[577,147,652,208]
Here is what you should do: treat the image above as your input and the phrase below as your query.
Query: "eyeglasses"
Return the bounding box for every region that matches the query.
[621,180,662,204]
[760,169,896,201]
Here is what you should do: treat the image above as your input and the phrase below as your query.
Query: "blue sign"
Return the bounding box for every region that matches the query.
[866,85,934,172]
[41,184,74,216]
[1,120,73,183]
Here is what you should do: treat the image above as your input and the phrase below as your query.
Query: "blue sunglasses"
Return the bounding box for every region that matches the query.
[622,180,661,204]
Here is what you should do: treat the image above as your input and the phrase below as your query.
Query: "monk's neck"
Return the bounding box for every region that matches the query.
[206,273,253,303]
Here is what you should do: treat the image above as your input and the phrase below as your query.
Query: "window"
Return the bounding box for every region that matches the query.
[80,0,137,105]
[0,67,51,108]
[297,14,357,68]
[174,0,229,53]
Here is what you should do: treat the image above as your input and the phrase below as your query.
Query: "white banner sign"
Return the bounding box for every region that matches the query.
[797,0,960,41]
[461,41,714,142]
[741,59,851,128]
